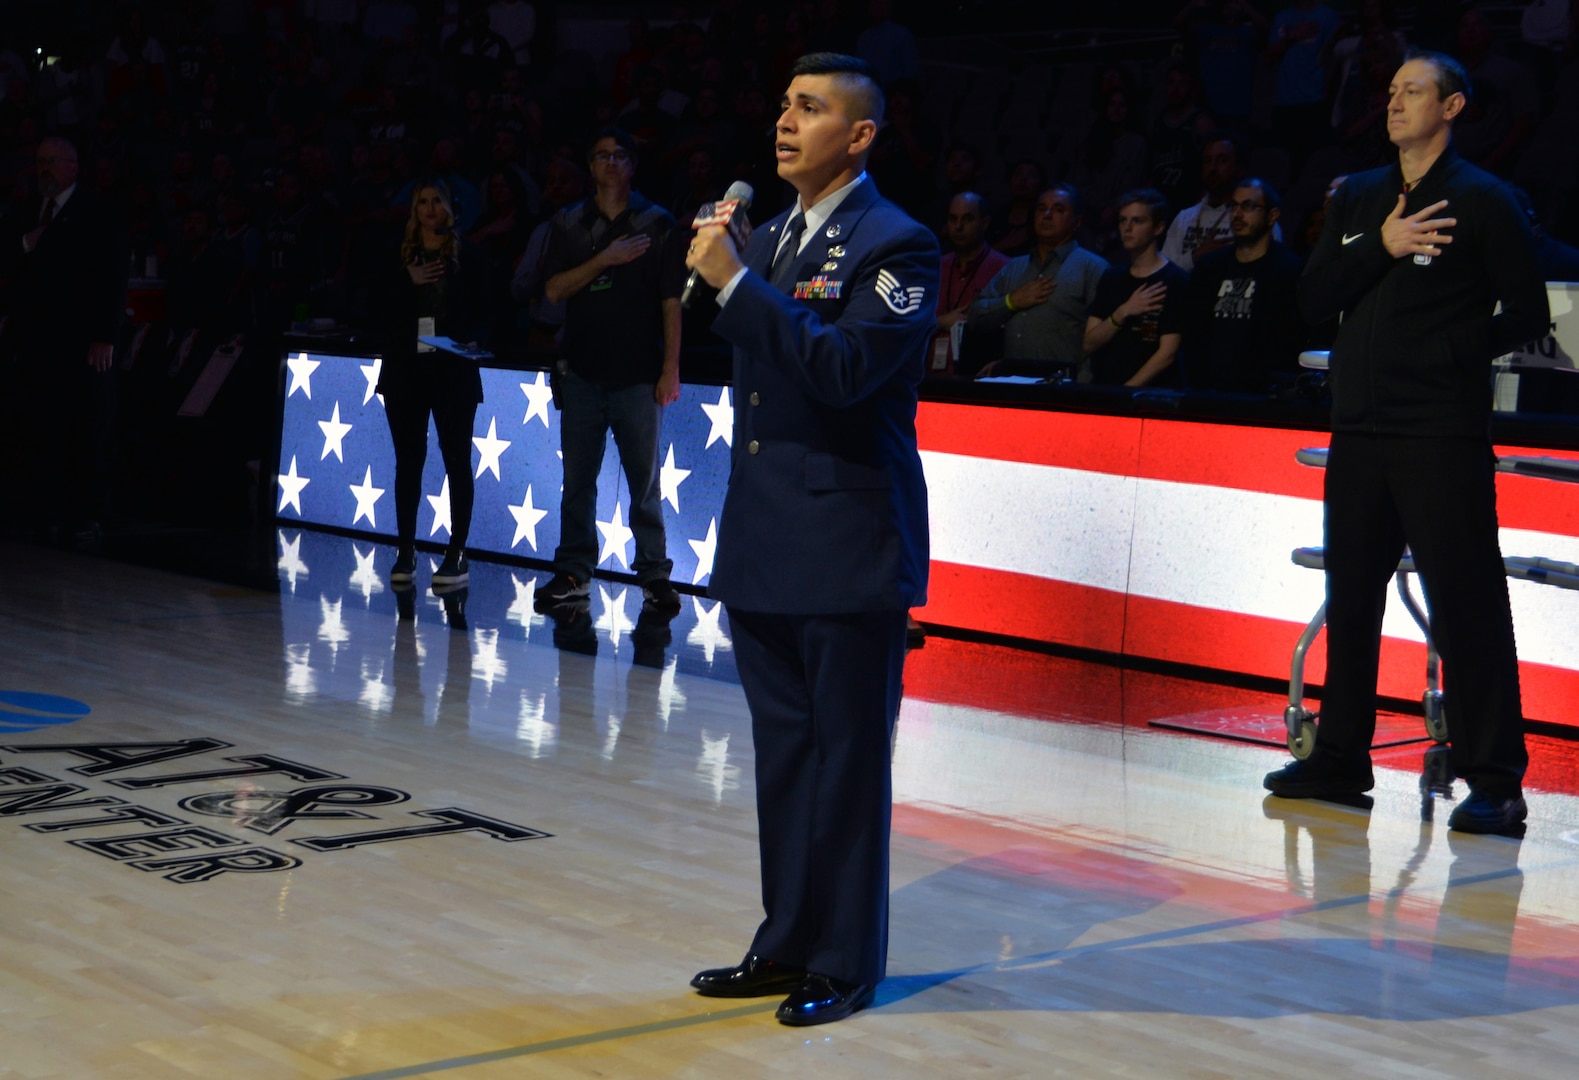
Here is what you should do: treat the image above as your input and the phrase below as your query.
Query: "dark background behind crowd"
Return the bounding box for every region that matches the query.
[0,0,1575,541]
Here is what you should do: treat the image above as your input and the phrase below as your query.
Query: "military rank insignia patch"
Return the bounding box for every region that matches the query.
[794,275,843,300]
[876,268,926,315]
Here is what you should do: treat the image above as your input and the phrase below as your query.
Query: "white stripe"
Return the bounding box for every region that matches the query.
[1127,479,1325,624]
[924,453,1579,672]
[921,451,1135,593]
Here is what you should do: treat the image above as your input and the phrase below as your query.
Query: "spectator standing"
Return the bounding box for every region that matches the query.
[970,185,1109,378]
[855,0,919,86]
[0,137,129,542]
[1187,178,1305,392]
[535,129,684,612]
[445,6,514,95]
[1084,189,1189,388]
[1148,64,1217,214]
[988,159,1046,258]
[1266,0,1343,170]
[488,0,537,69]
[932,192,1009,378]
[1181,0,1267,133]
[373,180,491,591]
[510,154,582,350]
[1070,87,1150,257]
[1454,8,1541,176]
[1162,134,1280,271]
[867,82,939,220]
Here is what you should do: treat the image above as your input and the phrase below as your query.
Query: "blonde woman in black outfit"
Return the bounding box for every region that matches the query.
[376,180,488,590]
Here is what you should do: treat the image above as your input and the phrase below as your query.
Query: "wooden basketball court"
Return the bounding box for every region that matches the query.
[4,533,1578,1078]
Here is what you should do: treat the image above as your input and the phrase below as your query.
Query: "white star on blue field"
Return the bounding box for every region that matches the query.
[278,356,733,586]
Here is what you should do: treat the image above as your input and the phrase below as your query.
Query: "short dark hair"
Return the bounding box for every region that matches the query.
[786,52,885,125]
[1041,182,1085,218]
[587,126,637,162]
[1200,132,1244,166]
[1116,187,1169,227]
[1235,177,1282,212]
[948,190,988,215]
[1404,48,1473,105]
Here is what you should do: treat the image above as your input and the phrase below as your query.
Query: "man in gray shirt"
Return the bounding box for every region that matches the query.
[969,184,1108,378]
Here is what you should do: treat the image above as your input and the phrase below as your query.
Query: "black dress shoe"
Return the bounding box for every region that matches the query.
[1263,756,1374,808]
[775,973,875,1026]
[1448,790,1528,837]
[690,954,806,998]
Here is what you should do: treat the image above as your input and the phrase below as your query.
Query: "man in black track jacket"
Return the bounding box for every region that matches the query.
[1264,51,1550,836]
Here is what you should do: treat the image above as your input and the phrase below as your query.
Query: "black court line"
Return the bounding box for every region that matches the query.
[332,859,1534,1079]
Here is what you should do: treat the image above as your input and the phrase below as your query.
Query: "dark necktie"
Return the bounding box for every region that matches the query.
[769,213,806,290]
[39,198,55,226]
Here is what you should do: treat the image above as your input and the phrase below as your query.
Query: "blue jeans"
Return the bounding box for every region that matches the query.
[553,369,672,585]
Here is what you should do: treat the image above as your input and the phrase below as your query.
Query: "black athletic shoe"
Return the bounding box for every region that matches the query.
[431,551,469,588]
[641,578,681,611]
[535,572,590,608]
[1264,757,1374,808]
[1447,790,1528,837]
[390,549,417,583]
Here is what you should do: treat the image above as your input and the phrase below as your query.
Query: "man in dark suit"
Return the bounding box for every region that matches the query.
[683,53,938,1027]
[0,136,128,541]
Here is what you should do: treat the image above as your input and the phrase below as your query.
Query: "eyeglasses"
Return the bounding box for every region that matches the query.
[1230,200,1268,212]
[590,150,631,165]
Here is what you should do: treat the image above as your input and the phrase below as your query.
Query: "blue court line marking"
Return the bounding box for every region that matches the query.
[109,610,280,624]
[332,1001,775,1080]
[330,861,1540,1079]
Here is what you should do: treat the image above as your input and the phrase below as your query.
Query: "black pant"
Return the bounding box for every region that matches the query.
[726,607,908,986]
[382,386,478,550]
[1319,433,1527,796]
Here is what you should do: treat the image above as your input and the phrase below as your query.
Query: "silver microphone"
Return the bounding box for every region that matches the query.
[681,181,755,308]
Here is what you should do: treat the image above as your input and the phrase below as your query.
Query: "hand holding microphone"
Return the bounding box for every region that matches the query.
[682,181,754,307]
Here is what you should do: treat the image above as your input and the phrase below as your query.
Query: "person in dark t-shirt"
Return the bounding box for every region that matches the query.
[535,127,685,611]
[1188,178,1304,393]
[1084,189,1189,387]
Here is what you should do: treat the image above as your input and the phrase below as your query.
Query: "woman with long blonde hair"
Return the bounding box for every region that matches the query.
[376,179,489,592]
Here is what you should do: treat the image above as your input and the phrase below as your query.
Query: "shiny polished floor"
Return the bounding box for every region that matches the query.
[4,531,1579,1078]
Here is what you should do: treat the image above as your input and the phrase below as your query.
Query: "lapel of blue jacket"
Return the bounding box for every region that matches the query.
[751,179,884,291]
[750,208,793,280]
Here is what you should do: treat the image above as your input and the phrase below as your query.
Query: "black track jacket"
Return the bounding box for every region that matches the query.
[1299,148,1550,438]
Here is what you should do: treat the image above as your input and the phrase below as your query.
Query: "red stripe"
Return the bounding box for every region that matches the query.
[1135,421,1327,501]
[917,402,1143,476]
[916,567,1579,729]
[915,561,1126,654]
[1123,593,1408,697]
[1493,444,1579,538]
[1518,661,1579,731]
[922,403,1579,533]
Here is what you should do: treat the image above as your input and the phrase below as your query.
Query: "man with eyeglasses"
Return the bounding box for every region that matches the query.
[1186,178,1305,393]
[0,136,128,545]
[536,127,684,612]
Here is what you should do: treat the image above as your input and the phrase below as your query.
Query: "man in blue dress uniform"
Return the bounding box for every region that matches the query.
[683,52,938,1026]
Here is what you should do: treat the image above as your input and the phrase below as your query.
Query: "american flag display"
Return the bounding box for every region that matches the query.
[914,402,1579,731]
[277,352,734,587]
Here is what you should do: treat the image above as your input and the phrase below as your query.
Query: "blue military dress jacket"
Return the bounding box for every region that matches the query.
[707,179,939,614]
